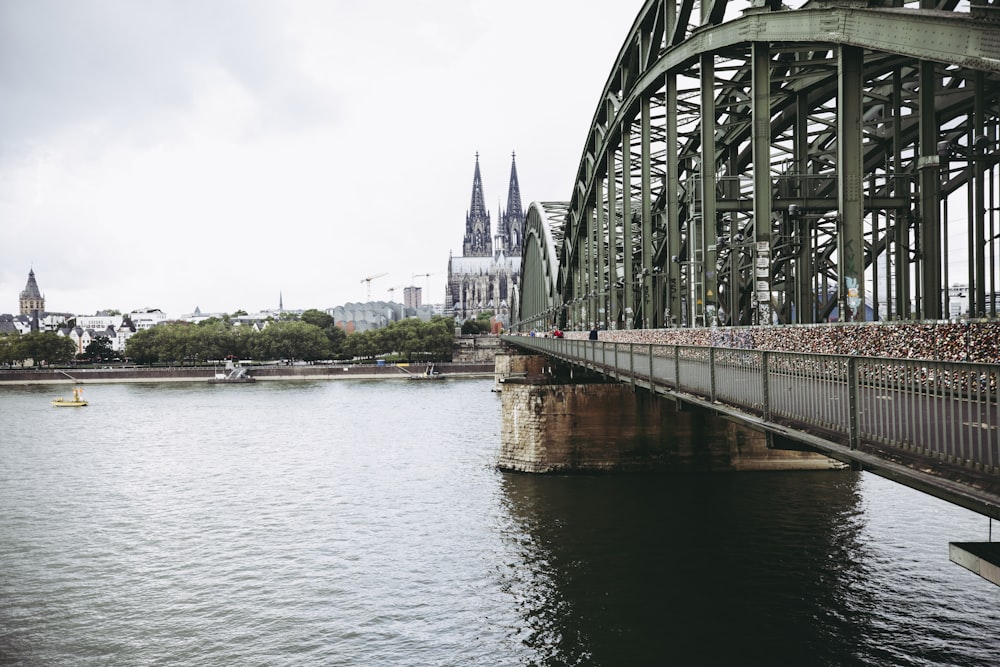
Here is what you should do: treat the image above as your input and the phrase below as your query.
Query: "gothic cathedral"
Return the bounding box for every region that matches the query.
[446,152,525,325]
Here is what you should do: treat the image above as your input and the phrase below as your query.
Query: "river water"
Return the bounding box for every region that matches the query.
[1,379,998,666]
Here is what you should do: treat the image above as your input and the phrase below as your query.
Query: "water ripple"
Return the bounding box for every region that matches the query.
[2,381,998,666]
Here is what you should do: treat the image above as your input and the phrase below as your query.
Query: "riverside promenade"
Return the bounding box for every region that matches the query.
[0,362,495,385]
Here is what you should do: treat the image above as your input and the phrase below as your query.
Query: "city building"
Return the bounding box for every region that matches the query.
[19,269,45,317]
[445,152,525,325]
[404,286,421,310]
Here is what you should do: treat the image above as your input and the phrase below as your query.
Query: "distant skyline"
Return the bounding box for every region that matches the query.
[1,1,642,317]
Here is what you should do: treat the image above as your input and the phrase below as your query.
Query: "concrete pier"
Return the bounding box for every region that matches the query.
[496,353,841,474]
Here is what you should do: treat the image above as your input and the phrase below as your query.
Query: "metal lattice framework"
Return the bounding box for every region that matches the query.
[515,0,1000,332]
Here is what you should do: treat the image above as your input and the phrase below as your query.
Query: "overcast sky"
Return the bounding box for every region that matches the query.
[1,0,642,318]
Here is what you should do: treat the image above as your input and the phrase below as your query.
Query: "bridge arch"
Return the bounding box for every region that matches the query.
[516,0,1000,331]
[515,202,567,331]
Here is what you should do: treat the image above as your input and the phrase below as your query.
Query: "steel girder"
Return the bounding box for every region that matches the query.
[516,202,567,331]
[516,0,1000,331]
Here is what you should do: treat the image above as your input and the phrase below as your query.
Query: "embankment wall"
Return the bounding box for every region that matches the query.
[0,362,494,385]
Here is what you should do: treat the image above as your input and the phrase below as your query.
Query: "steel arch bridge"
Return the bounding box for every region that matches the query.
[514,0,1000,332]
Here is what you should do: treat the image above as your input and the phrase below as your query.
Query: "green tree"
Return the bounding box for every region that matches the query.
[423,316,455,360]
[0,333,18,366]
[301,309,334,329]
[302,309,347,357]
[341,316,454,362]
[83,337,114,361]
[17,331,76,365]
[125,324,186,364]
[249,321,330,361]
[342,328,378,360]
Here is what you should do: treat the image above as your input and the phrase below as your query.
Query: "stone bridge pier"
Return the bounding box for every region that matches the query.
[495,352,840,474]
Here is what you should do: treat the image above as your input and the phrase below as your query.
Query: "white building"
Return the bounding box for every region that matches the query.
[129,308,169,329]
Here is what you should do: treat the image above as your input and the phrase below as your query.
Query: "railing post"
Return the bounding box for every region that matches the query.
[762,351,771,421]
[629,343,636,386]
[848,356,859,450]
[674,345,680,390]
[709,347,717,403]
[649,344,655,390]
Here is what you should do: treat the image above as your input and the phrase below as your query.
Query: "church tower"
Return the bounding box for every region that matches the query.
[462,153,493,257]
[19,269,45,316]
[499,152,525,255]
[446,151,524,324]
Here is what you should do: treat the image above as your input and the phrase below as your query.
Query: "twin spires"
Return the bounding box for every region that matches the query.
[463,151,525,258]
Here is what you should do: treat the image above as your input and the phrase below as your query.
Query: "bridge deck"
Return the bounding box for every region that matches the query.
[503,335,1000,522]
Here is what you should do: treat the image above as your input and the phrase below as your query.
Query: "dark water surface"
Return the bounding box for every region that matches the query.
[1,379,998,666]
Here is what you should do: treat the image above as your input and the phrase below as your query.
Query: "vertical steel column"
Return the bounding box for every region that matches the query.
[666,72,682,328]
[623,126,635,328]
[641,96,654,329]
[572,219,583,328]
[700,53,718,327]
[752,42,773,326]
[596,178,607,330]
[794,72,812,323]
[838,45,865,322]
[974,71,987,318]
[889,68,903,321]
[918,59,943,320]
[608,149,620,329]
[585,204,595,329]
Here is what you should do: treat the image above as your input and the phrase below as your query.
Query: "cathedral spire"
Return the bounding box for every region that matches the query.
[463,152,493,257]
[469,152,488,222]
[500,151,526,255]
[506,151,523,217]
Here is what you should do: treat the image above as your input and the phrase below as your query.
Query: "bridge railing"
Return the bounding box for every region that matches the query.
[502,336,999,475]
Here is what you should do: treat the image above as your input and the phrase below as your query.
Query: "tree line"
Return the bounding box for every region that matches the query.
[0,330,78,366]
[0,310,458,366]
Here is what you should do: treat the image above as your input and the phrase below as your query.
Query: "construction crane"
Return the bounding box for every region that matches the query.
[385,285,405,301]
[412,272,433,288]
[361,272,388,299]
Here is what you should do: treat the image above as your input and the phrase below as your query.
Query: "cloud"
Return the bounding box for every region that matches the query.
[0,0,642,316]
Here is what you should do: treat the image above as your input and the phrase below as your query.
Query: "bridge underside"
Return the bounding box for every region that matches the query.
[516,0,1000,332]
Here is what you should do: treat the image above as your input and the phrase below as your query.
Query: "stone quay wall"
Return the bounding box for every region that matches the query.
[452,334,506,363]
[496,353,840,474]
[0,362,494,385]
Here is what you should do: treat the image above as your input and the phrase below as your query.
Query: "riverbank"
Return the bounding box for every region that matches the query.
[0,362,495,385]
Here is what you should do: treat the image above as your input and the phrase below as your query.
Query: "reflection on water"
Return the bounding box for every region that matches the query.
[499,471,999,666]
[1,381,997,666]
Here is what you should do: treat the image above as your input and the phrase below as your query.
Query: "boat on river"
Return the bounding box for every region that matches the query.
[410,364,443,380]
[209,361,255,384]
[52,387,88,407]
